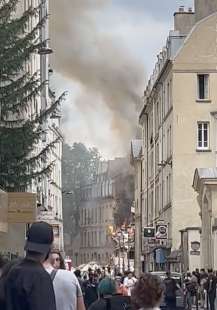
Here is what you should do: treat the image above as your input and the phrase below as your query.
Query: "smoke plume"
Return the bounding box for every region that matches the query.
[49,0,145,154]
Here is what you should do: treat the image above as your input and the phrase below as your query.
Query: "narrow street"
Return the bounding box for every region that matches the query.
[1,0,217,310]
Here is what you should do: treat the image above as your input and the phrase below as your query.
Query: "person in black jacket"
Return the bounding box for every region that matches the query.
[0,259,21,310]
[163,271,178,310]
[84,272,99,308]
[5,221,56,310]
[204,269,217,310]
[88,276,131,310]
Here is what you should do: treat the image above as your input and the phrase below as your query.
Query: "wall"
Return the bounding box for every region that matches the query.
[188,229,201,271]
[195,0,217,22]
[174,12,195,35]
[0,224,26,257]
[171,12,217,250]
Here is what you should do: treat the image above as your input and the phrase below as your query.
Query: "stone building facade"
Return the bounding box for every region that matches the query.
[72,158,134,267]
[137,0,217,272]
[0,0,64,255]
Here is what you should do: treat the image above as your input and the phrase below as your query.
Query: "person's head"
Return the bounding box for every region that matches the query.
[93,272,99,282]
[192,271,196,276]
[74,269,81,278]
[195,268,199,273]
[115,276,122,288]
[131,273,163,309]
[89,272,94,282]
[128,272,133,279]
[24,221,54,263]
[98,277,116,297]
[166,271,171,278]
[50,250,65,269]
[187,272,191,278]
[208,268,213,275]
[0,255,8,277]
[200,268,205,273]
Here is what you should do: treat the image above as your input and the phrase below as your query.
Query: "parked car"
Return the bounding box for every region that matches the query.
[151,271,184,309]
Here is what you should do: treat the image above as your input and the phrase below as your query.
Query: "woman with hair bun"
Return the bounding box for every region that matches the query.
[131,273,163,310]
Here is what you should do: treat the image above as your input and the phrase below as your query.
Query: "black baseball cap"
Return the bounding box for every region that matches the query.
[24,221,54,254]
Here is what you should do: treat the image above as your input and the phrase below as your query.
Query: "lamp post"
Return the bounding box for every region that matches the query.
[117,231,122,272]
[122,233,125,272]
[127,231,130,271]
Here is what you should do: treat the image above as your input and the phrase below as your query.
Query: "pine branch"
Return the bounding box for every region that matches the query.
[38,91,67,122]
[0,1,65,191]
[19,137,60,167]
[0,0,18,24]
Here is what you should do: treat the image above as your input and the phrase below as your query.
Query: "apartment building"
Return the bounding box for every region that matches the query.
[72,158,134,267]
[138,0,217,272]
[130,140,143,276]
[76,161,116,266]
[34,0,64,251]
[0,0,64,255]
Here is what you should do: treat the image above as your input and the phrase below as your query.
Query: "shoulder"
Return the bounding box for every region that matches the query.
[89,299,106,310]
[57,270,77,278]
[56,270,79,283]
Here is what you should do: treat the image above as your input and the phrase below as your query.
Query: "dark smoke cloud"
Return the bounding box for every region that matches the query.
[49,0,145,153]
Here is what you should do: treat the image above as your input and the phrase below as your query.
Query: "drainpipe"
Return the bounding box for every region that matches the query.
[158,82,164,216]
[141,112,149,272]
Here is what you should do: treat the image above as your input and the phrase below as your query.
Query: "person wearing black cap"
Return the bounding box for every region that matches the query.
[5,221,56,310]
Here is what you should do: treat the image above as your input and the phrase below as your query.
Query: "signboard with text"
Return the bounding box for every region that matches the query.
[144,227,155,238]
[0,189,8,232]
[8,193,36,223]
[155,224,168,239]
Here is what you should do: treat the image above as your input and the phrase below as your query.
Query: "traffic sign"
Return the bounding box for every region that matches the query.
[143,227,155,238]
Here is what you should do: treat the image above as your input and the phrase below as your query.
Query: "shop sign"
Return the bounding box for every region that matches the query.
[144,227,155,238]
[0,189,8,232]
[156,224,168,239]
[190,241,200,256]
[8,193,36,223]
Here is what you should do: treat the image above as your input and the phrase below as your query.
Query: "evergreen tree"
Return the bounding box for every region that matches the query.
[0,0,65,191]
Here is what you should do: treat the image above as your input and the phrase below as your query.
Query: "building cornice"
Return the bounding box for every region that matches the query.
[139,59,172,122]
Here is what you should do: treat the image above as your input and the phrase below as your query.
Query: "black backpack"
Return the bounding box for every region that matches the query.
[104,295,132,310]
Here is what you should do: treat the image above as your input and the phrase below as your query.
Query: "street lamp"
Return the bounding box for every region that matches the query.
[122,233,125,272]
[38,47,53,55]
[117,231,122,271]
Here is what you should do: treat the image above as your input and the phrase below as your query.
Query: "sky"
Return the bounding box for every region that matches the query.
[49,0,193,159]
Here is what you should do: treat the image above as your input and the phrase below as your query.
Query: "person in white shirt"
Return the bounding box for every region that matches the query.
[123,272,137,296]
[44,254,85,310]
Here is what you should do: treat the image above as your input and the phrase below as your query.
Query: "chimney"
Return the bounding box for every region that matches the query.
[174,6,195,35]
[195,0,217,22]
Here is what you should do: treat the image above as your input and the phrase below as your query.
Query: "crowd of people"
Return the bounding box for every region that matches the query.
[1,221,217,310]
[182,268,217,310]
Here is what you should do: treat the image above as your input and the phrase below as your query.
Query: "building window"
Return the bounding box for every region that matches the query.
[166,176,169,204]
[155,185,159,218]
[197,74,209,100]
[169,173,172,203]
[197,122,209,150]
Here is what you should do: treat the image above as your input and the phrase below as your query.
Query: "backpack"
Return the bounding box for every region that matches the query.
[186,281,197,296]
[104,295,132,310]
